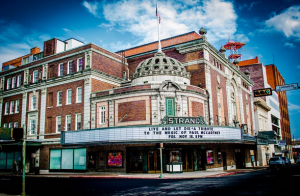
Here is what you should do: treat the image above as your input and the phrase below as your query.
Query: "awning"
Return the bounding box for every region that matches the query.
[0,140,42,146]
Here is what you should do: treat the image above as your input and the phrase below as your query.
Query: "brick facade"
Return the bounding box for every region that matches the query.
[118,100,146,122]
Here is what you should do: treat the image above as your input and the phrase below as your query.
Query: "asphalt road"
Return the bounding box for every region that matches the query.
[1,165,299,196]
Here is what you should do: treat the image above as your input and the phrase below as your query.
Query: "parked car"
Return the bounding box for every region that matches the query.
[282,157,291,166]
[269,157,285,168]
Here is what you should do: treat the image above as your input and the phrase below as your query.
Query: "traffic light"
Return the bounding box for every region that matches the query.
[253,88,272,97]
[11,128,24,140]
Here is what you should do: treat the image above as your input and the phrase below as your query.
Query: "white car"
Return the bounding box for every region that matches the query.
[269,157,285,168]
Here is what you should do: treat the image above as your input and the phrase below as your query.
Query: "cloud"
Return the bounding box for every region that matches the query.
[288,102,300,113]
[284,42,295,48]
[297,65,300,69]
[265,5,300,38]
[248,1,260,11]
[63,28,72,32]
[95,0,238,48]
[83,1,100,18]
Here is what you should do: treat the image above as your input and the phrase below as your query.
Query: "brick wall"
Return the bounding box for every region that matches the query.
[192,101,203,117]
[45,80,84,138]
[91,79,117,93]
[118,100,146,122]
[2,94,23,127]
[43,38,57,57]
[186,63,206,87]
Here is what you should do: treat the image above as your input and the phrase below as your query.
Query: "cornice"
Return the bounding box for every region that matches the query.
[254,97,271,111]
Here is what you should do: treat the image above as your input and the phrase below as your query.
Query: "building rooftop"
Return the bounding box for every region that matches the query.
[238,56,260,66]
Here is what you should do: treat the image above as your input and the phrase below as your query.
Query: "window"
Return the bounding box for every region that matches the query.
[57,91,62,106]
[14,122,18,128]
[30,119,36,135]
[66,115,71,131]
[9,122,13,128]
[17,75,22,87]
[78,58,83,71]
[32,96,37,110]
[3,123,7,128]
[56,116,61,132]
[49,148,86,170]
[48,92,53,107]
[12,77,16,88]
[7,78,11,90]
[76,87,82,103]
[33,70,38,83]
[68,61,73,74]
[99,106,106,124]
[15,100,20,113]
[165,98,175,116]
[76,113,81,130]
[5,102,9,115]
[10,101,14,114]
[58,63,64,76]
[67,89,72,104]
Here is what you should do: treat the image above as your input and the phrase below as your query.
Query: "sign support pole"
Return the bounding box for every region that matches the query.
[21,125,26,196]
[159,143,163,178]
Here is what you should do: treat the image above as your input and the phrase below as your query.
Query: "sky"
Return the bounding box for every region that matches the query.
[0,0,300,139]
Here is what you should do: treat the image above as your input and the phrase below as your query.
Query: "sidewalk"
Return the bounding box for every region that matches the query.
[0,166,268,179]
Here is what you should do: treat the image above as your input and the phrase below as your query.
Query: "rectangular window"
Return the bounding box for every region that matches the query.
[32,96,37,110]
[49,148,86,170]
[14,122,18,128]
[67,89,72,104]
[68,61,73,74]
[48,92,53,107]
[165,98,175,116]
[30,119,36,135]
[15,100,20,113]
[5,102,9,115]
[17,75,22,87]
[33,70,38,83]
[10,101,14,114]
[7,78,11,90]
[66,115,71,131]
[47,117,52,133]
[59,63,64,76]
[56,116,61,133]
[78,58,83,71]
[12,77,16,88]
[99,106,106,124]
[3,123,7,128]
[76,87,82,103]
[9,122,13,128]
[76,113,81,130]
[57,91,62,106]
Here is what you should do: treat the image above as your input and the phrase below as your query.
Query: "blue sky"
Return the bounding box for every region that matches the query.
[1,0,300,139]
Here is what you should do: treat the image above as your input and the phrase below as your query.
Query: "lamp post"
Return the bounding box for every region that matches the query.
[159,143,163,178]
[21,124,26,196]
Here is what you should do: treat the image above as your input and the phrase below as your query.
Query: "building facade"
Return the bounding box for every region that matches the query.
[1,30,261,173]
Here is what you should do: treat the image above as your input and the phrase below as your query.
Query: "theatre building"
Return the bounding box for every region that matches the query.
[1,29,259,174]
[60,30,258,173]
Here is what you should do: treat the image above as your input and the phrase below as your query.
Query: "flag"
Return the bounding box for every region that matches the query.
[156,3,161,24]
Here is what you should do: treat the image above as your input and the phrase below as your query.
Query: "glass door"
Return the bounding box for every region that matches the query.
[148,151,161,173]
[130,151,143,173]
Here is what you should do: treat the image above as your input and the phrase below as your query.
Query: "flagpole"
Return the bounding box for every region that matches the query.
[157,3,162,52]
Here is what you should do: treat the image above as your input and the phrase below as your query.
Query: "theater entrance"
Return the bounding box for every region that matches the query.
[148,151,161,173]
[129,151,143,173]
[182,151,194,172]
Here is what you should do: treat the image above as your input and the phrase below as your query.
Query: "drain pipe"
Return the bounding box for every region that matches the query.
[205,89,211,125]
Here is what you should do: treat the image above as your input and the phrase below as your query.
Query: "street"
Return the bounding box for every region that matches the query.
[1,165,299,196]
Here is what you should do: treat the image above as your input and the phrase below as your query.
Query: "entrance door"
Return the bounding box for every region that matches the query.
[129,151,143,173]
[222,152,227,170]
[235,152,245,169]
[88,152,96,169]
[148,151,161,173]
[182,151,193,172]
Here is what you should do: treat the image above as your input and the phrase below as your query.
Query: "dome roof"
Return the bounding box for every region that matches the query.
[132,52,190,84]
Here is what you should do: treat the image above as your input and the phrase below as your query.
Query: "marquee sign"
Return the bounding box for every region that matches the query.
[61,125,242,145]
[161,116,206,125]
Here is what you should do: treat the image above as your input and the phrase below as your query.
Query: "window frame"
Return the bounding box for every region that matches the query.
[5,102,9,115]
[14,122,18,128]
[12,77,16,88]
[165,98,175,116]
[7,78,11,90]
[76,87,82,103]
[66,89,72,104]
[56,116,61,133]
[68,61,73,74]
[66,115,71,131]
[77,58,83,71]
[31,96,37,110]
[75,113,81,130]
[33,70,39,83]
[3,123,7,128]
[9,122,13,128]
[17,75,22,87]
[58,63,64,76]
[99,106,106,125]
[30,119,36,135]
[10,101,14,114]
[57,91,62,106]
[15,100,20,113]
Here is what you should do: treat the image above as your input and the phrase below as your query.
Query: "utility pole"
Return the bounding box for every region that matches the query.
[159,143,163,178]
[21,124,26,196]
